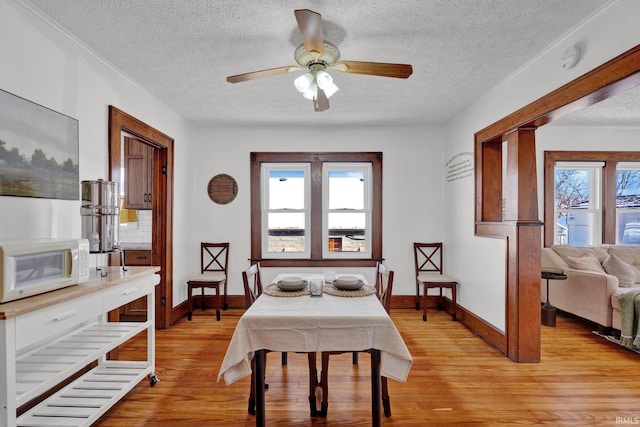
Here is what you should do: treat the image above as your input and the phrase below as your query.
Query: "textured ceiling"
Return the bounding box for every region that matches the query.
[549,85,640,127]
[21,0,615,127]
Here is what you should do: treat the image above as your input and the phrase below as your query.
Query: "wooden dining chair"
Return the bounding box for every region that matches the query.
[319,262,394,418]
[187,242,228,321]
[241,264,320,417]
[414,242,458,322]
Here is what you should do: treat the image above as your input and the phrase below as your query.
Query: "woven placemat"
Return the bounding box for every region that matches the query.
[323,284,376,298]
[263,282,310,297]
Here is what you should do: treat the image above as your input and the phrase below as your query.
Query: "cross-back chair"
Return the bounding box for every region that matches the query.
[187,242,229,321]
[414,242,458,322]
[241,263,320,417]
[319,262,395,418]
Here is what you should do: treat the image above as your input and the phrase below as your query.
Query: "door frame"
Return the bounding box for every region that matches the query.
[108,106,174,329]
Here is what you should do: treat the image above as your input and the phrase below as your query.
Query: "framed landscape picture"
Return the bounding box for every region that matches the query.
[0,89,79,200]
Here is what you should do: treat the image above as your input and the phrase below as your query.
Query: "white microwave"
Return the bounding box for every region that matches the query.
[0,238,90,303]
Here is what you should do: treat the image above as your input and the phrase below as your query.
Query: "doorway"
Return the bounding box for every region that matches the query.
[474,44,640,362]
[108,106,174,330]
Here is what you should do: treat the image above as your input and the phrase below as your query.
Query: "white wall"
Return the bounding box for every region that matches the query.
[0,0,195,301]
[185,125,445,303]
[443,0,640,331]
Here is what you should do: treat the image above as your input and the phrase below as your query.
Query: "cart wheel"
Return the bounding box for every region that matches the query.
[149,373,159,386]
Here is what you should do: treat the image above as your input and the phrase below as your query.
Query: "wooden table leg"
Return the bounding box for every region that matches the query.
[307,352,318,417]
[370,349,381,427]
[255,349,266,427]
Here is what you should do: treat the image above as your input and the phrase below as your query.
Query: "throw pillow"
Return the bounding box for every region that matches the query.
[602,253,636,287]
[566,253,606,273]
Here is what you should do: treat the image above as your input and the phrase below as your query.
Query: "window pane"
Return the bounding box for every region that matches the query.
[328,170,364,209]
[562,211,595,245]
[616,168,640,197]
[555,212,568,245]
[328,212,366,253]
[617,212,640,244]
[269,170,304,209]
[554,169,590,210]
[616,168,640,245]
[267,212,305,253]
[268,212,305,229]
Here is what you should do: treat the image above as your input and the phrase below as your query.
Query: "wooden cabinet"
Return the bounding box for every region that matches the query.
[1,267,158,427]
[125,249,152,266]
[124,137,153,210]
[120,249,152,321]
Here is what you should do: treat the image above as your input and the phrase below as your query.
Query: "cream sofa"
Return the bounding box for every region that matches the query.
[541,245,640,330]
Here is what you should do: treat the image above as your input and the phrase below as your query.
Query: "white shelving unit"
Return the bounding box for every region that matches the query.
[0,267,159,427]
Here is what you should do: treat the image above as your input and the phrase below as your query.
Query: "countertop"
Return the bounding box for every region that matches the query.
[119,242,152,250]
[0,266,160,320]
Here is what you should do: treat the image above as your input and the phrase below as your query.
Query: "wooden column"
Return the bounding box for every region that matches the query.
[475,128,542,362]
[506,128,542,362]
[505,129,538,221]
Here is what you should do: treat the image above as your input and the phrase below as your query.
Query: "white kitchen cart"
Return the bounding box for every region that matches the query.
[0,266,159,427]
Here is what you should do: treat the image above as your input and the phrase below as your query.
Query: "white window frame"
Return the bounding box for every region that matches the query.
[261,163,311,259]
[322,163,373,259]
[554,161,603,245]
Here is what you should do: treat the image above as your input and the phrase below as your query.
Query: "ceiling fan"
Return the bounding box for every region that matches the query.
[226,9,413,112]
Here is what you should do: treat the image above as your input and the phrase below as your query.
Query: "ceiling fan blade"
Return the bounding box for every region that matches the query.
[294,9,324,57]
[314,88,329,112]
[227,65,302,83]
[334,61,413,79]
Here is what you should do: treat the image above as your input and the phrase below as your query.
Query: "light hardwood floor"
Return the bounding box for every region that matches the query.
[94,308,640,426]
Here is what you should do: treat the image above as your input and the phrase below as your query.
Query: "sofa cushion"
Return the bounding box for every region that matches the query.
[566,253,606,273]
[607,246,640,284]
[602,253,636,287]
[551,245,610,264]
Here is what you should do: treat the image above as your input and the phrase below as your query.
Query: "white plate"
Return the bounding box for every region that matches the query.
[335,276,359,286]
[334,277,364,290]
[277,278,307,291]
[279,276,304,286]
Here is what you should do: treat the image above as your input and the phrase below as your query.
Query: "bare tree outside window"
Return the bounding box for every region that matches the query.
[616,170,640,196]
[554,168,595,245]
[555,169,589,210]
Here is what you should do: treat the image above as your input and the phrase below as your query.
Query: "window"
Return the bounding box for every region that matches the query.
[262,164,310,258]
[323,163,372,258]
[553,162,603,245]
[251,152,382,267]
[616,162,640,244]
[544,152,640,246]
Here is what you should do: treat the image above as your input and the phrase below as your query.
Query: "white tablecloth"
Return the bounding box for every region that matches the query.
[217,274,413,385]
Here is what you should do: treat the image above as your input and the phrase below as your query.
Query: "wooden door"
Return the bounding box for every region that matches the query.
[124,137,153,210]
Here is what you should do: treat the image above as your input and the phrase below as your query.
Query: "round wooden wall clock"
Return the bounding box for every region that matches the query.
[207,174,238,204]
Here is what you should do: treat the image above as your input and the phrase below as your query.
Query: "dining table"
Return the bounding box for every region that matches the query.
[217,273,413,427]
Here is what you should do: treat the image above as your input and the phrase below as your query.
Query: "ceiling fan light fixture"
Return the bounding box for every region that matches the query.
[294,72,314,93]
[294,72,321,101]
[302,85,317,101]
[316,70,338,98]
